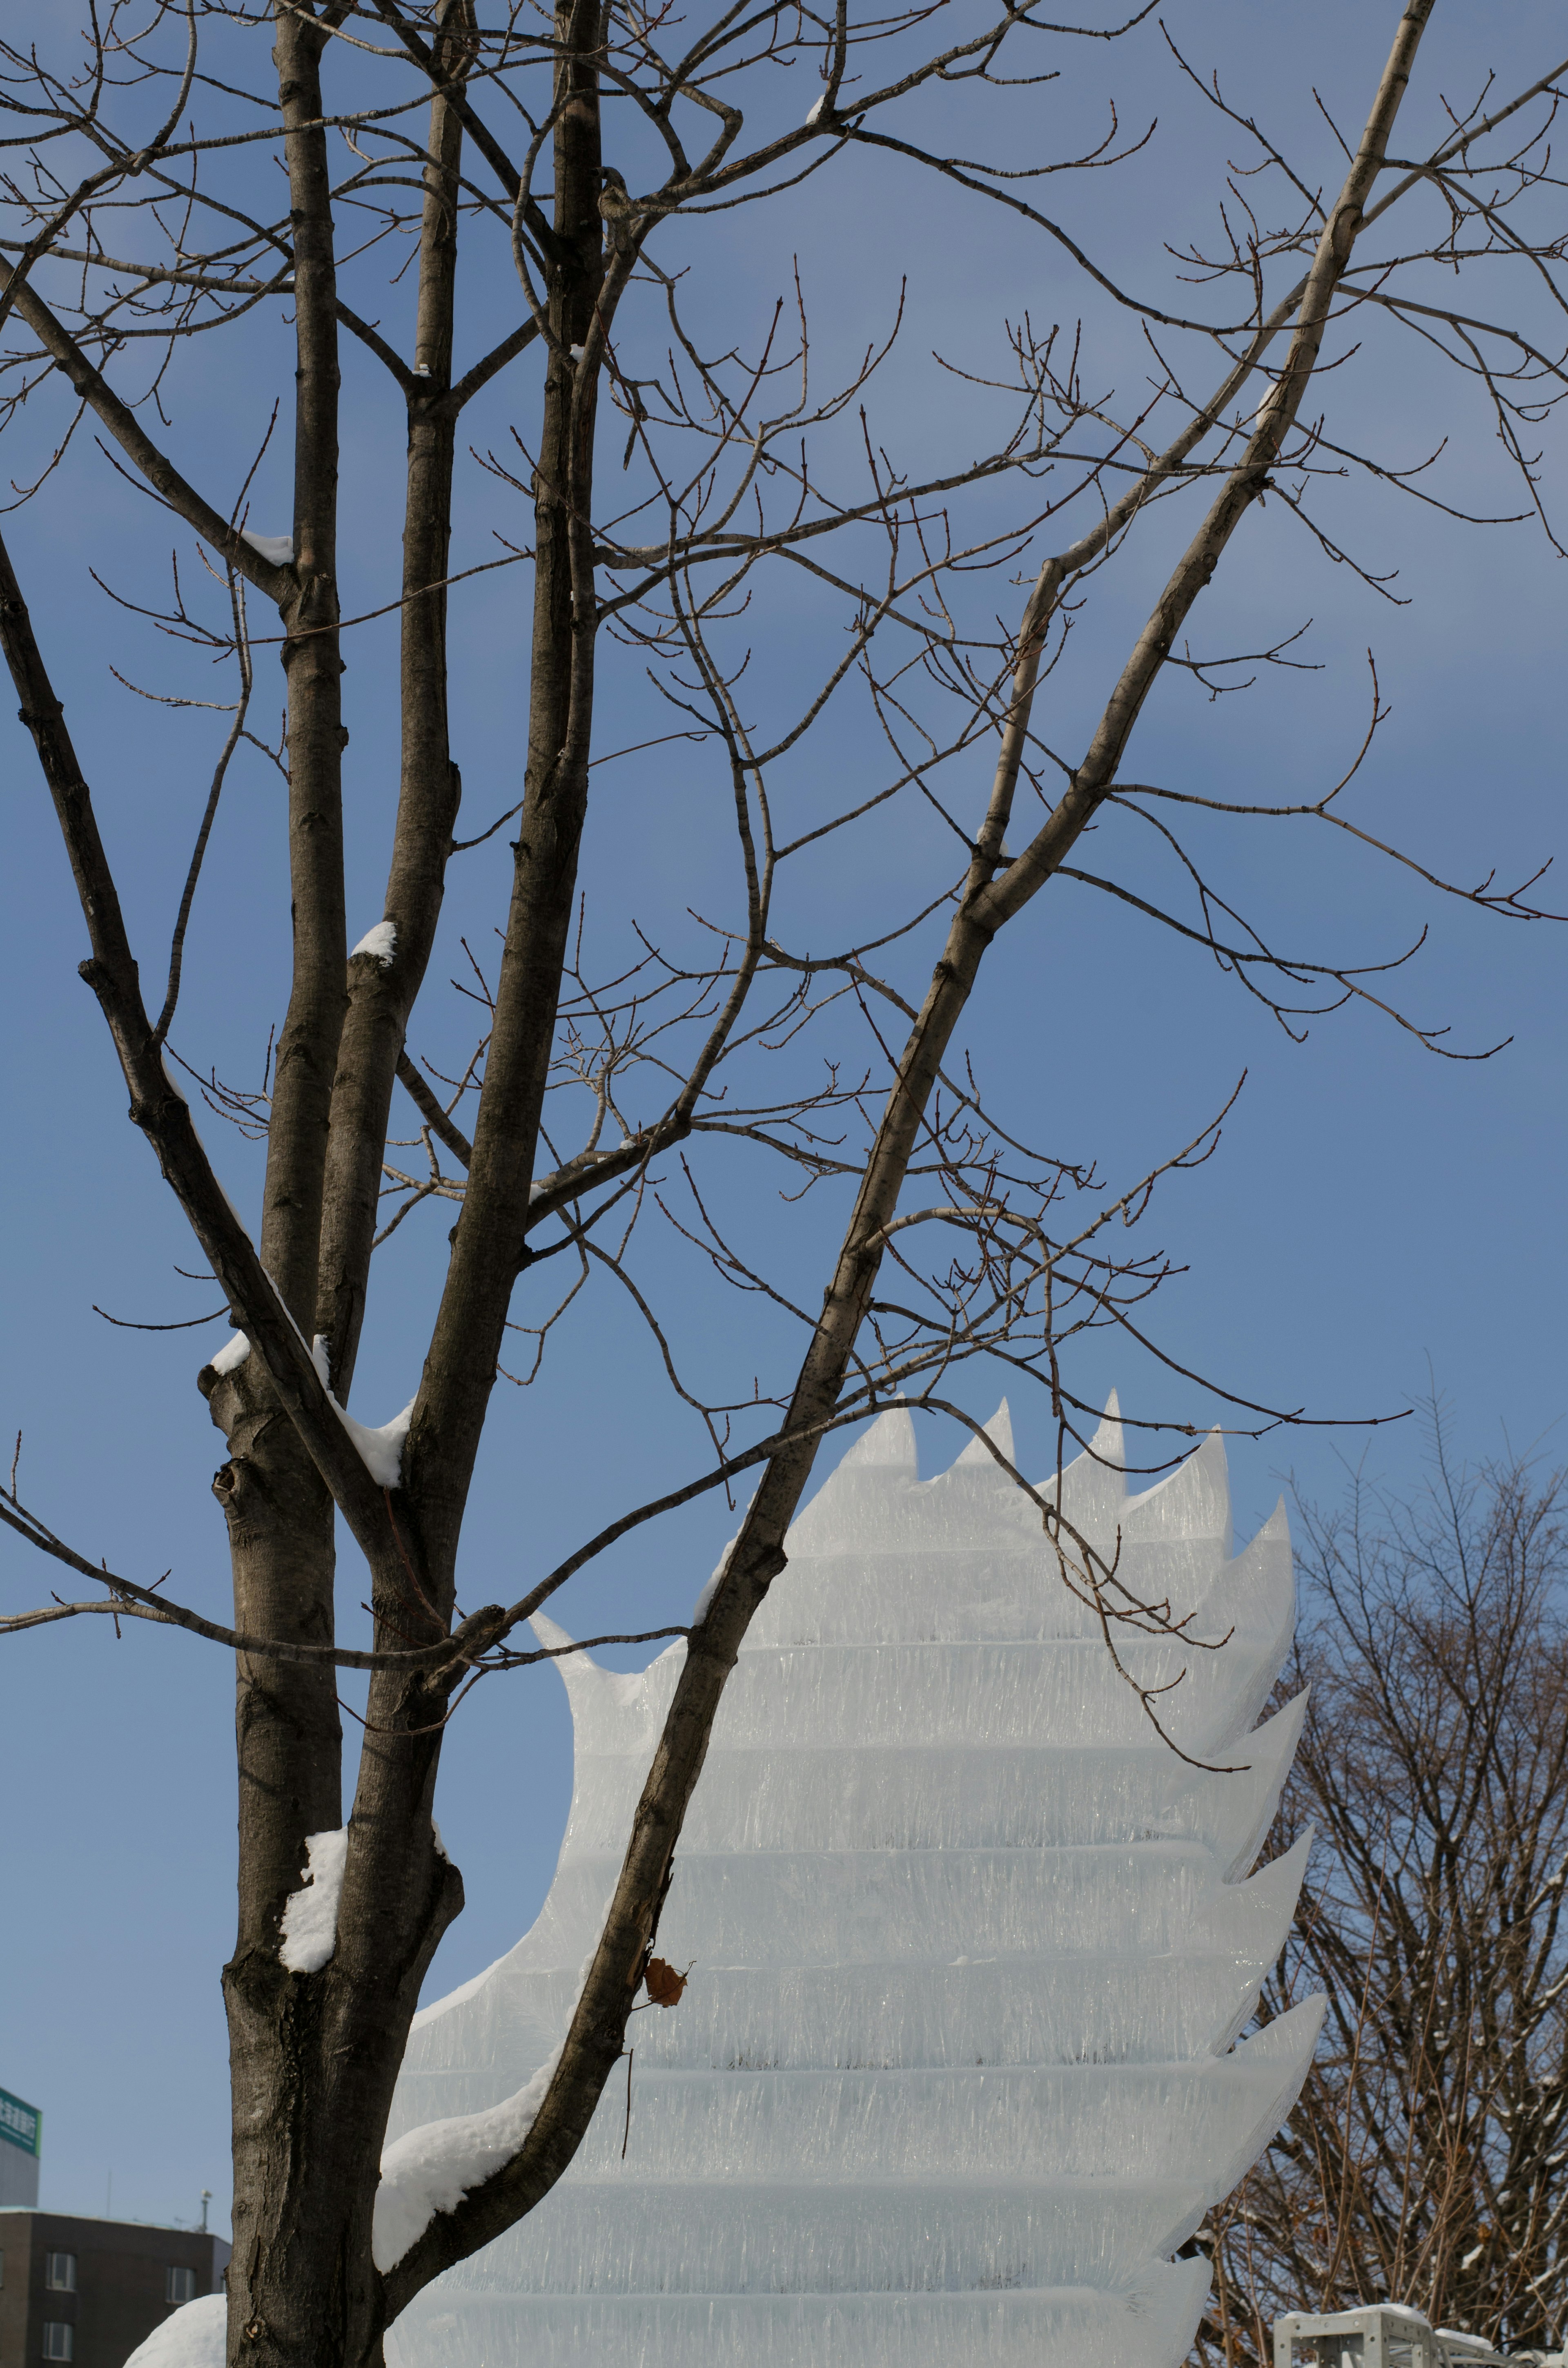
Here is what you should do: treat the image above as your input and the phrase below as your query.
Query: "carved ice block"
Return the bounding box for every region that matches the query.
[386,1396,1321,2368]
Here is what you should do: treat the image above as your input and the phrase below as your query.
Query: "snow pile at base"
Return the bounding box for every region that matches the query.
[374,2047,562,2272]
[279,1825,349,1974]
[122,2295,225,2368]
[385,1395,1322,2368]
[352,920,398,966]
[240,529,294,567]
[208,1331,250,1376]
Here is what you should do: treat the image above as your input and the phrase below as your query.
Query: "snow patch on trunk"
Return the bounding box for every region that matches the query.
[200,1327,410,1485]
[335,1393,414,1490]
[372,2045,563,2271]
[279,1826,349,1974]
[240,529,294,567]
[351,919,398,966]
[311,1333,414,1488]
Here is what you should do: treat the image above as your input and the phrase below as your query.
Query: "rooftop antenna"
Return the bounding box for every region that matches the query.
[200,2190,211,2234]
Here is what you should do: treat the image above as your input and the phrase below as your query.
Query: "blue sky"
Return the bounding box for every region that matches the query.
[1,0,1564,2241]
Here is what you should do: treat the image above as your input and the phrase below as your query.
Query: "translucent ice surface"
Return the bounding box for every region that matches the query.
[387,1396,1321,2366]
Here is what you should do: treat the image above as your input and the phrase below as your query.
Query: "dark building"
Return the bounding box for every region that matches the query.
[0,2214,229,2368]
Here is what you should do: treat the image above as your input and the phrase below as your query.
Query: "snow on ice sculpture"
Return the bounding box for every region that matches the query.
[383,1395,1323,2368]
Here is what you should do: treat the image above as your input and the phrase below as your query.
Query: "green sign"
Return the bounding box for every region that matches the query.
[0,2087,40,2157]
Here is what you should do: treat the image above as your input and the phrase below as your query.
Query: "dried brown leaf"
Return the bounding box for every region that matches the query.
[644,1956,688,2008]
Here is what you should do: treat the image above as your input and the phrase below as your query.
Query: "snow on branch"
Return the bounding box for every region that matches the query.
[372,2046,564,2272]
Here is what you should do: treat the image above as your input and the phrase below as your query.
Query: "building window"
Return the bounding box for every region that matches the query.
[166,2265,198,2306]
[42,2325,74,2362]
[44,2254,77,2293]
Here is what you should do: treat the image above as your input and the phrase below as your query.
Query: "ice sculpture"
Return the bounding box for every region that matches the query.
[384,1396,1323,2368]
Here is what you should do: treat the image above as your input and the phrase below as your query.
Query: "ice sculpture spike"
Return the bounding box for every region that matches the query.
[387,1396,1322,2368]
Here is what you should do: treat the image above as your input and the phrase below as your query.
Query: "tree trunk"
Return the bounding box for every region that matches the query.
[405,0,607,1596]
[217,9,352,2361]
[314,0,474,1404]
[218,4,608,2357]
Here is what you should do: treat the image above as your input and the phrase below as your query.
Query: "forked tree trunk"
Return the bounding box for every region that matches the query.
[214,7,351,2358]
[210,2,608,2359]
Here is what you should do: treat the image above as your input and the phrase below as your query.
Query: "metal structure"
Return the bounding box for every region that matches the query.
[1274,2307,1514,2368]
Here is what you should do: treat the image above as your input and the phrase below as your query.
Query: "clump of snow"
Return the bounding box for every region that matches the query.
[432,1818,450,1862]
[805,94,826,124]
[569,343,586,362]
[122,2293,225,2368]
[310,1331,414,1488]
[204,1300,410,1485]
[373,2045,563,2272]
[352,919,398,967]
[279,1826,349,1974]
[338,1395,414,1489]
[240,529,294,567]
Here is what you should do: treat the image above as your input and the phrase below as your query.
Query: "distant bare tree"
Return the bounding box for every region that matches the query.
[2,3,1566,2364]
[1198,1424,1568,2363]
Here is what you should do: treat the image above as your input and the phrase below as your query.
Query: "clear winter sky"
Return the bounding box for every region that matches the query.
[2,1,1564,2241]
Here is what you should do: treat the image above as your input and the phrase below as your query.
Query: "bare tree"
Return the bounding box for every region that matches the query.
[1196,1425,1568,2365]
[2,3,1566,2363]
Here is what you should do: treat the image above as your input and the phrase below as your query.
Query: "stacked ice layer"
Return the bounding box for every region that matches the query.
[385,1397,1322,2368]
